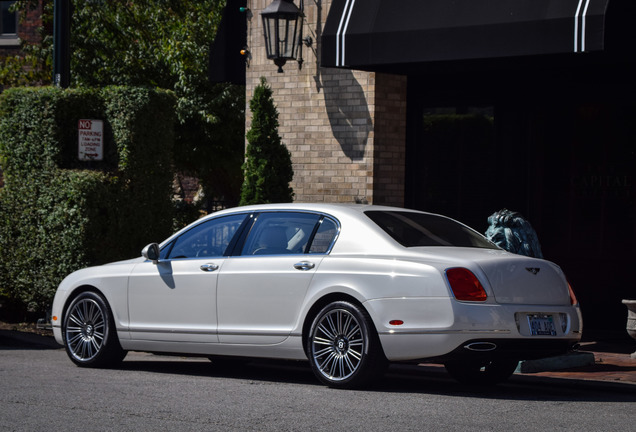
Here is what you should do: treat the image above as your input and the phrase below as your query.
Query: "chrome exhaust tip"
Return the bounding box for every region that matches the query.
[463,342,497,352]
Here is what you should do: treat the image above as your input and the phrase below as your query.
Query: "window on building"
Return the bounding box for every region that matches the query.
[408,104,497,231]
[1,1,17,36]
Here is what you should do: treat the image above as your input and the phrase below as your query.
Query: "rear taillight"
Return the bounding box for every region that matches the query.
[568,282,578,306]
[445,267,487,302]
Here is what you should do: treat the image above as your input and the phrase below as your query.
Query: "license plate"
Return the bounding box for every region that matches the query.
[527,314,557,336]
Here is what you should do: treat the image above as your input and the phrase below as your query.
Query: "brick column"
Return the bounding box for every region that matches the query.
[246,0,406,205]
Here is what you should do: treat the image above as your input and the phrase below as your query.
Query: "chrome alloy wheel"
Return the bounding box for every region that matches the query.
[311,308,365,382]
[65,297,106,362]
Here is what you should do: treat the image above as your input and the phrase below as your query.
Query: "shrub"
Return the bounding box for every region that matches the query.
[239,77,293,205]
[0,86,175,316]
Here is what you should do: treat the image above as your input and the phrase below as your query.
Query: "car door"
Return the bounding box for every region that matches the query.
[217,212,339,344]
[127,214,247,343]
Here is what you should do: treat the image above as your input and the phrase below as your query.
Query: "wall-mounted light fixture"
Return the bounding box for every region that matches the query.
[261,0,309,73]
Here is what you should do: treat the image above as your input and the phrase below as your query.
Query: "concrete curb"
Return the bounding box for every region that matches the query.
[518,351,596,373]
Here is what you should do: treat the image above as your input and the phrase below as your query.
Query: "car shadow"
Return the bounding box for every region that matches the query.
[119,354,318,385]
[116,353,636,403]
[376,364,636,402]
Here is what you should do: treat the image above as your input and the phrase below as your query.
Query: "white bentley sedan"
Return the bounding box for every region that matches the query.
[52,204,582,388]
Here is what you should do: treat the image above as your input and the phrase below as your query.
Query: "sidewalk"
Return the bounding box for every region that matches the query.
[518,340,636,386]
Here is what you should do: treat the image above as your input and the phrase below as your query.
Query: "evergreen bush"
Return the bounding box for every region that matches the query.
[239,77,293,205]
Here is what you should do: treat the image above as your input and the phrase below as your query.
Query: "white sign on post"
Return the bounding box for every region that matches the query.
[78,119,104,161]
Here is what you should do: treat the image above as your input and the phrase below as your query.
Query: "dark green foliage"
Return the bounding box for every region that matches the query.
[68,0,245,204]
[240,78,293,205]
[0,87,175,315]
[173,83,245,207]
[3,0,245,204]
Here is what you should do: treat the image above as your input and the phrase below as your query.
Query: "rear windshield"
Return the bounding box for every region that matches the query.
[365,211,498,249]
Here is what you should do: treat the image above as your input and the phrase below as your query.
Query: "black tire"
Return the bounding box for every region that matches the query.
[62,291,126,368]
[306,301,387,389]
[444,359,519,386]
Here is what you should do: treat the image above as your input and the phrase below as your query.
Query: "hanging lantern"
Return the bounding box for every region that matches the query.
[261,0,303,72]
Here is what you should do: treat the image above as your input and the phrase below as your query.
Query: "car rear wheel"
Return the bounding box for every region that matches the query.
[307,301,387,389]
[63,291,126,367]
[444,359,519,386]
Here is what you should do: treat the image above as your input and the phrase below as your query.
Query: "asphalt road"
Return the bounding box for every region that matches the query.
[1,332,635,431]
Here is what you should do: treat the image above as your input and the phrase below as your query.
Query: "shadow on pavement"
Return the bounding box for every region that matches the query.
[0,330,61,350]
[115,353,636,402]
[3,330,635,401]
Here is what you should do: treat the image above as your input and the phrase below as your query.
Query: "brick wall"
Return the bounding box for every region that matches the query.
[245,0,406,205]
[373,73,407,206]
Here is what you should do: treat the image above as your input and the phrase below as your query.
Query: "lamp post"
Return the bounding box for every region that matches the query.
[53,0,71,87]
[261,0,303,73]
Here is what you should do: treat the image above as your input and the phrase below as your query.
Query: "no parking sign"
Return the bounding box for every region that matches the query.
[78,119,103,161]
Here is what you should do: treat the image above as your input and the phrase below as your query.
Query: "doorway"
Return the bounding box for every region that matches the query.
[406,79,636,335]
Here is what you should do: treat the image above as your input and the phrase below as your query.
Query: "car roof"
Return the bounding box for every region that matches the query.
[210,203,425,218]
[163,203,424,253]
[211,204,441,254]
[162,203,490,258]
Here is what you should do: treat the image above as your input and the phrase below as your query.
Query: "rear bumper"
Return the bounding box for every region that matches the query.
[421,338,581,364]
[52,325,63,346]
[369,297,582,361]
[379,329,581,361]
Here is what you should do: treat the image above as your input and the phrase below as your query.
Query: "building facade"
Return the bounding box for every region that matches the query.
[245,0,406,206]
[245,0,636,336]
[0,1,42,58]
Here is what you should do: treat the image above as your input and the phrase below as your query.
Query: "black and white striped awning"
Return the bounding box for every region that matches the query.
[321,0,633,71]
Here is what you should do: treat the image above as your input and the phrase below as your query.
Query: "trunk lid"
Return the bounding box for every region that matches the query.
[408,247,571,305]
[476,254,570,305]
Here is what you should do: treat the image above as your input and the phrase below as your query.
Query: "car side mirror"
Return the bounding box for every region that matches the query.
[142,243,160,263]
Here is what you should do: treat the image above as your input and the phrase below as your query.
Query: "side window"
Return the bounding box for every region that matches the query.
[168,214,246,259]
[159,240,174,260]
[242,212,321,256]
[308,217,339,254]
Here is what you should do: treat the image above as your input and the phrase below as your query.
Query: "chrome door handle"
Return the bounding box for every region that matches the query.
[294,261,315,271]
[200,263,219,272]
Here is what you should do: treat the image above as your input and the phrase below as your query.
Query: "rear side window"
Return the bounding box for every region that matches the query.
[241,212,322,255]
[239,212,340,256]
[365,211,497,249]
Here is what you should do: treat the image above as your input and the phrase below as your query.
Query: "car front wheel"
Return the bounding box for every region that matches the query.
[63,291,126,367]
[307,301,386,389]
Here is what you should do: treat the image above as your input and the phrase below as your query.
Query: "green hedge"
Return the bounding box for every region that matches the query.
[0,86,176,316]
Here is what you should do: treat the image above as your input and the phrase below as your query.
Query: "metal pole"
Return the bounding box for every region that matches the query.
[53,0,71,88]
